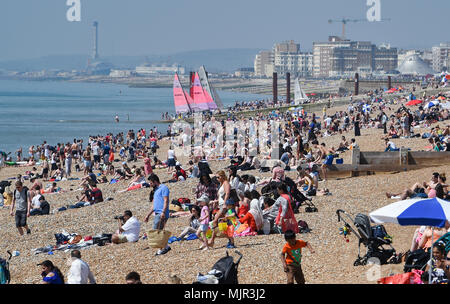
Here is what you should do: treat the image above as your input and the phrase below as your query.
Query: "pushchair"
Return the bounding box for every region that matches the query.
[336,210,401,266]
[0,251,12,284]
[261,179,318,213]
[194,251,243,284]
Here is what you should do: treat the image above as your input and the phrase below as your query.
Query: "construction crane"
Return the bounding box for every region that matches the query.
[328,17,390,40]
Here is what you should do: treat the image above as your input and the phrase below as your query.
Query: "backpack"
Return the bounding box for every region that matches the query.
[298,220,311,233]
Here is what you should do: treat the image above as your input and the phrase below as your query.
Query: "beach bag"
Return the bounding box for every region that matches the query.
[218,222,228,232]
[276,194,299,233]
[147,227,172,249]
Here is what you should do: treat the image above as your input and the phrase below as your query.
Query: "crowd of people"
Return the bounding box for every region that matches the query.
[1,87,450,285]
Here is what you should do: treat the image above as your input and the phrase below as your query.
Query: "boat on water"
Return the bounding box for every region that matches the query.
[173,66,221,116]
[294,78,310,105]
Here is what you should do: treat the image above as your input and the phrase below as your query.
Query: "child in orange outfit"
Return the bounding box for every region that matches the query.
[280,230,315,284]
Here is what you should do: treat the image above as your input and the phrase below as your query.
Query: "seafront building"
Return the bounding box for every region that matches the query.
[312,36,398,78]
[254,40,313,78]
[135,64,185,76]
[432,43,450,73]
[254,50,275,77]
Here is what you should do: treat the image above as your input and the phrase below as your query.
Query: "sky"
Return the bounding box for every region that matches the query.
[1,0,449,61]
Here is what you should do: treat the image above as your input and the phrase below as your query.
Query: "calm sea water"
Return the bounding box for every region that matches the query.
[0,79,269,156]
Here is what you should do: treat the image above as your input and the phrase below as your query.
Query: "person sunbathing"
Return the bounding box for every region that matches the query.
[41,182,60,194]
[127,168,145,188]
[386,172,441,200]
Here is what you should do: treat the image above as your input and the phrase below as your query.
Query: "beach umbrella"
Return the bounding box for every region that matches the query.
[369,197,450,283]
[405,99,423,106]
[424,100,439,109]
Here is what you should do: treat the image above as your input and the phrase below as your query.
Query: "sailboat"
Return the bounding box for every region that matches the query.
[173,73,192,114]
[190,72,211,111]
[294,78,309,105]
[198,66,223,109]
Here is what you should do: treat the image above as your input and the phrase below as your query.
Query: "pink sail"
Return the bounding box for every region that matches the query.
[173,73,191,114]
[184,89,197,111]
[191,72,210,111]
[203,88,218,110]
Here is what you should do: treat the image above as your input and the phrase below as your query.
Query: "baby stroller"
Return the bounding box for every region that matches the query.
[261,179,318,213]
[336,210,400,266]
[194,251,243,284]
[0,251,12,284]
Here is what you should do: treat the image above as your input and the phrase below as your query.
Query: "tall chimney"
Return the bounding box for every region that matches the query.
[92,21,99,60]
[273,72,278,104]
[286,73,291,104]
[354,73,359,96]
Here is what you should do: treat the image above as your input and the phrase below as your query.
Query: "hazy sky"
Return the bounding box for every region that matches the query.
[1,0,449,60]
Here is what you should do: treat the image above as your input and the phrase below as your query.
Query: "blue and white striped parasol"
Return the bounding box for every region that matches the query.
[369,198,450,228]
[370,197,450,283]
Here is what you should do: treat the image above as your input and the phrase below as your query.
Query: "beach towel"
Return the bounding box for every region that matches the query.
[127,184,142,191]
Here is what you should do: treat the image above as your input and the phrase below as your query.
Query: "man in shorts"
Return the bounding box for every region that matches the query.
[9,181,32,236]
[144,174,171,255]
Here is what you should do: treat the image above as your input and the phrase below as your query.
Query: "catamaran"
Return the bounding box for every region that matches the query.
[173,67,221,114]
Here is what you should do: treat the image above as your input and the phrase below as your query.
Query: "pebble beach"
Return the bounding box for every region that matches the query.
[1,99,449,284]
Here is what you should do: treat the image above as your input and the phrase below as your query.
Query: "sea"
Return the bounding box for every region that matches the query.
[0,79,270,157]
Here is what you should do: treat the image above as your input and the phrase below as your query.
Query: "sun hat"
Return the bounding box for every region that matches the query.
[197,195,210,204]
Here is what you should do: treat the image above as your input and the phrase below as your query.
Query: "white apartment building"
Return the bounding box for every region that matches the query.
[432,43,450,72]
[254,50,274,77]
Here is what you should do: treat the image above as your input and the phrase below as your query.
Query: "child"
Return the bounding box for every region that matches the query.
[196,196,211,250]
[178,205,201,241]
[223,199,238,249]
[280,230,315,284]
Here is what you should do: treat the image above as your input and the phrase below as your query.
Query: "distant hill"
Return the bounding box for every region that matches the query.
[0,48,262,73]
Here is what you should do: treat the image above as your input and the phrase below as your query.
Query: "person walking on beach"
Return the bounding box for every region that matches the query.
[65,148,72,177]
[144,174,171,255]
[280,230,315,284]
[354,113,361,137]
[10,181,32,236]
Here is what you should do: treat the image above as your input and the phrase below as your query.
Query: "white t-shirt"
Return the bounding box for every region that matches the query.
[387,141,397,150]
[32,194,42,209]
[121,216,141,242]
[167,149,175,159]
